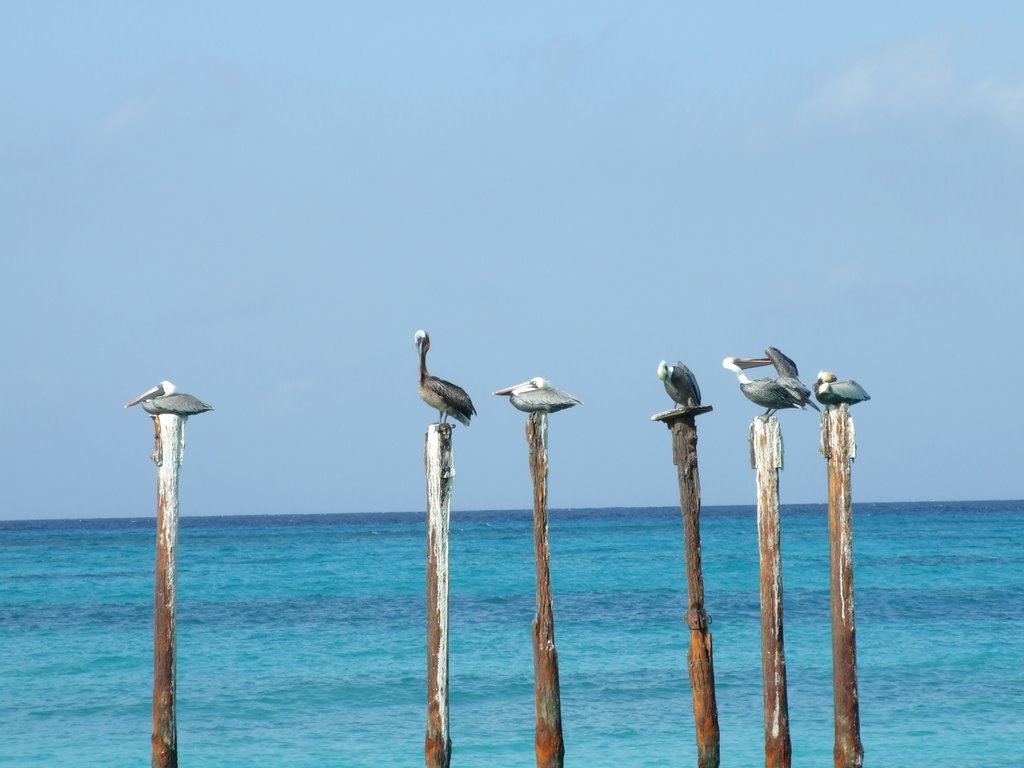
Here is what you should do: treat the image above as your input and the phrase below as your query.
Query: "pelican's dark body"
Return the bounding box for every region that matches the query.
[658,360,701,407]
[140,394,213,416]
[494,377,580,414]
[815,372,871,408]
[416,330,475,426]
[739,379,814,416]
[124,381,213,417]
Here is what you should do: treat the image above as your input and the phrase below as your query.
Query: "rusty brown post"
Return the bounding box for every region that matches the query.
[526,412,565,768]
[150,414,185,768]
[424,423,454,768]
[820,406,864,768]
[748,416,792,768]
[653,404,719,767]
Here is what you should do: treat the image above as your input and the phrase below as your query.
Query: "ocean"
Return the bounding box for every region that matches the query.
[2,501,1022,767]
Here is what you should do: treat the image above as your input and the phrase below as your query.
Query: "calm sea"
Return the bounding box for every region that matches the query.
[2,502,1023,767]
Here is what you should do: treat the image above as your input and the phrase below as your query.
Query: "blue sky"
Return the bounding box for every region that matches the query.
[2,4,1022,519]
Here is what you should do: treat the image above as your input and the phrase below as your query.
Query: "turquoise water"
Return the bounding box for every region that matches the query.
[2,502,1023,766]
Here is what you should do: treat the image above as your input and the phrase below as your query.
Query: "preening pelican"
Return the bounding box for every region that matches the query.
[124,381,213,416]
[815,371,871,408]
[657,360,701,407]
[493,377,580,413]
[722,347,818,417]
[415,330,476,426]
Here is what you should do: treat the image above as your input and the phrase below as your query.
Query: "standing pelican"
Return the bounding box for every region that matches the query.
[815,371,871,408]
[124,380,213,416]
[657,360,701,407]
[415,330,476,426]
[493,377,581,413]
[722,348,819,417]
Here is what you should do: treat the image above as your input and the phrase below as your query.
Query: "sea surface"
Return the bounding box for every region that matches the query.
[2,501,1023,767]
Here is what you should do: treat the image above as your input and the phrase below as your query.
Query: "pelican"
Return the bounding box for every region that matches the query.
[415,330,476,426]
[493,377,581,413]
[657,360,701,407]
[124,380,213,416]
[722,347,819,417]
[815,371,871,408]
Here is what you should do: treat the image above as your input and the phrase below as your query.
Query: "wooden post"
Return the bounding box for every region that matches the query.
[151,414,185,768]
[527,412,565,768]
[653,405,719,768]
[424,423,454,768]
[820,406,864,768]
[748,416,792,768]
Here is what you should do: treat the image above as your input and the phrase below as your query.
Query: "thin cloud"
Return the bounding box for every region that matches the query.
[95,93,163,144]
[811,40,954,120]
[809,39,1024,139]
[972,80,1024,136]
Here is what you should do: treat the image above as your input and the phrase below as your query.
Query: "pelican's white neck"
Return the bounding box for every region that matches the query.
[722,359,750,383]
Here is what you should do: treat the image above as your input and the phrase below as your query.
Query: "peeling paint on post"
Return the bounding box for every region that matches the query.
[820,406,864,768]
[151,414,185,768]
[424,423,454,768]
[527,412,565,768]
[749,416,792,768]
[653,404,719,768]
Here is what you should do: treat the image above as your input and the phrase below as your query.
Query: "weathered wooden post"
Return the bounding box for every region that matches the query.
[424,423,454,768]
[820,405,864,768]
[749,416,792,768]
[151,415,184,768]
[125,380,211,768]
[491,377,580,768]
[652,404,719,768]
[526,412,566,768]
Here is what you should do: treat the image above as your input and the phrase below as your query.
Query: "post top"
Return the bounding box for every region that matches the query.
[651,404,713,423]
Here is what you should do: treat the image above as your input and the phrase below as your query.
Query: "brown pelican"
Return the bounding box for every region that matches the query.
[657,360,701,407]
[722,347,819,417]
[415,330,476,426]
[124,380,213,416]
[493,377,581,413]
[815,371,871,408]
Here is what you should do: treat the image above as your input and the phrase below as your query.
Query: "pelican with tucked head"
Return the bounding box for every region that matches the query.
[415,330,476,426]
[124,380,213,417]
[814,371,870,408]
[657,360,701,408]
[493,377,580,414]
[723,348,818,417]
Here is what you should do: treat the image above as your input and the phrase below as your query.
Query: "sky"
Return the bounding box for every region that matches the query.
[2,4,1023,520]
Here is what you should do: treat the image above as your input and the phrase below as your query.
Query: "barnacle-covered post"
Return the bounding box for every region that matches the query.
[124,380,212,768]
[424,423,454,768]
[749,415,792,768]
[820,405,864,768]
[652,403,719,768]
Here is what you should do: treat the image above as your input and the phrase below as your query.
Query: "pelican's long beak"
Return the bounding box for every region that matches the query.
[493,380,531,396]
[732,356,774,370]
[124,383,164,408]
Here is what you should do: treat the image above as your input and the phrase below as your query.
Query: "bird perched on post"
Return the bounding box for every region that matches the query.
[415,330,476,426]
[814,371,870,408]
[657,360,701,408]
[493,377,581,413]
[722,346,818,417]
[124,380,213,417]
